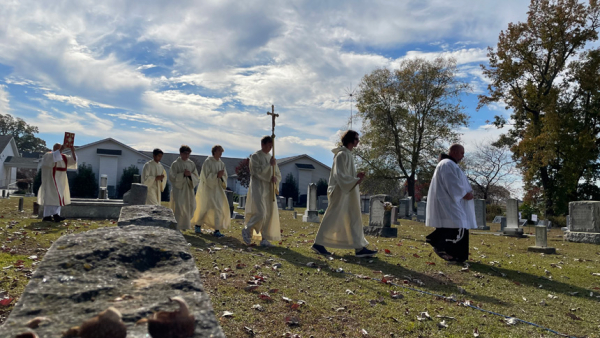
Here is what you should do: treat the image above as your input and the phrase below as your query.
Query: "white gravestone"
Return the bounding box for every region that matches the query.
[287,197,294,211]
[302,183,320,223]
[391,206,399,225]
[368,195,389,227]
[417,201,426,222]
[565,201,600,244]
[503,199,523,237]
[317,195,329,211]
[528,225,556,253]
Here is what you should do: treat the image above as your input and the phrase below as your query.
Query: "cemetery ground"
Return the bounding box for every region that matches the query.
[0,198,599,337]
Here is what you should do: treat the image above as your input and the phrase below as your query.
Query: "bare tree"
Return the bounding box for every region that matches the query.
[463,139,518,203]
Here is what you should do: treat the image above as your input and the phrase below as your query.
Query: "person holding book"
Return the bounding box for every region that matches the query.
[38,142,77,222]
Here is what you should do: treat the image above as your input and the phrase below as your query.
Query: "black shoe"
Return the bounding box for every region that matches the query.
[355,247,378,258]
[53,214,65,222]
[42,216,53,222]
[311,244,332,256]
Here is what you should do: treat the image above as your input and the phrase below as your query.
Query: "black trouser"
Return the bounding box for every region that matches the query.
[426,228,469,262]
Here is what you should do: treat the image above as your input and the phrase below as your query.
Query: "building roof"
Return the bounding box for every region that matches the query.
[277,154,331,171]
[74,137,155,163]
[4,156,39,169]
[0,135,14,153]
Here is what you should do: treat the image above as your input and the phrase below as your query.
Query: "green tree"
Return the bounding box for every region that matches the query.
[355,57,469,207]
[479,0,600,215]
[70,164,98,198]
[280,173,299,202]
[0,113,48,153]
[316,178,328,196]
[117,165,140,198]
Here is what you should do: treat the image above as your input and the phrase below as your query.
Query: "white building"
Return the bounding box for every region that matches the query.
[69,138,331,199]
[0,135,39,189]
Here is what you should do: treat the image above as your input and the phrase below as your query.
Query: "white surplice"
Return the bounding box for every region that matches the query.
[314,146,369,249]
[142,160,167,206]
[191,156,231,230]
[426,158,477,229]
[169,157,199,230]
[244,150,282,241]
[38,150,77,207]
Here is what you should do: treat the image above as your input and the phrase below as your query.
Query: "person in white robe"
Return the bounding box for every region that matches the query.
[142,148,167,206]
[425,144,476,263]
[312,130,378,258]
[169,145,199,230]
[241,136,282,247]
[192,145,230,237]
[38,143,77,222]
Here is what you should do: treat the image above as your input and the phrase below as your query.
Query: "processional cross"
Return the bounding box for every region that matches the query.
[267,105,279,202]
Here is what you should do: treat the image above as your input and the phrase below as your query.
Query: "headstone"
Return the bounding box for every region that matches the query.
[474,199,489,230]
[492,215,503,223]
[226,190,234,217]
[287,197,294,211]
[500,216,507,231]
[0,226,225,337]
[417,201,426,222]
[391,206,399,225]
[317,195,328,211]
[132,174,141,184]
[33,202,39,215]
[118,205,177,229]
[364,195,396,237]
[293,211,297,219]
[18,197,23,211]
[528,225,556,254]
[2,190,5,198]
[565,201,600,244]
[398,199,411,219]
[360,195,370,214]
[238,195,246,209]
[302,183,319,223]
[232,212,244,220]
[123,183,148,205]
[98,187,108,199]
[503,199,524,237]
[277,196,286,209]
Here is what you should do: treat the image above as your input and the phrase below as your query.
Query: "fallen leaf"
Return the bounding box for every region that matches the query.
[504,317,518,325]
[413,253,421,258]
[345,289,355,295]
[0,297,14,306]
[282,296,292,302]
[438,320,448,328]
[251,304,264,312]
[259,293,273,301]
[361,328,368,336]
[566,313,582,321]
[285,316,300,326]
[473,327,480,337]
[417,311,431,321]
[243,326,255,335]
[384,249,391,254]
[222,311,234,318]
[425,262,436,265]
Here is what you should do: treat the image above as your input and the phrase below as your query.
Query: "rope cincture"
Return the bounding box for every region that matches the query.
[341,271,575,338]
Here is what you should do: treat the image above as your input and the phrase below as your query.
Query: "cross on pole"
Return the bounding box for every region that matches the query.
[267,105,279,202]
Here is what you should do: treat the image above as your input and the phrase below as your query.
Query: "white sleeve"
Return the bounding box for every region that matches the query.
[52,150,62,162]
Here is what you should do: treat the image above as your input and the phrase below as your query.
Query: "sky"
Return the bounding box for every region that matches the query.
[0,1,530,166]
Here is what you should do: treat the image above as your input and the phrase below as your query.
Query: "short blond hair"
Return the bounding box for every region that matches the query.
[211,145,224,155]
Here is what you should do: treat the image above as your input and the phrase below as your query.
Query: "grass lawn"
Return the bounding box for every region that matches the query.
[1,197,599,337]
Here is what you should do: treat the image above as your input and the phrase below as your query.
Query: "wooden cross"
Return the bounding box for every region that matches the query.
[267,105,279,202]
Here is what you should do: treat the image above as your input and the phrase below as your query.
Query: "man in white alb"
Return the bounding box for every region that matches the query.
[38,143,77,222]
[142,148,167,205]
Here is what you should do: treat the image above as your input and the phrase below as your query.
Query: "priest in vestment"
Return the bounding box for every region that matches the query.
[241,136,282,247]
[142,148,167,205]
[38,143,77,222]
[311,130,378,258]
[425,144,476,263]
[192,145,230,237]
[169,145,199,230]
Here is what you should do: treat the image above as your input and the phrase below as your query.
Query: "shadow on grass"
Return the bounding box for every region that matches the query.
[468,262,594,300]
[182,232,503,305]
[23,221,67,234]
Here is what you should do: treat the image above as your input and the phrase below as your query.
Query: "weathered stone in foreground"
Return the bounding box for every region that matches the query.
[118,205,177,228]
[123,183,148,206]
[38,198,125,219]
[363,226,398,238]
[0,226,225,338]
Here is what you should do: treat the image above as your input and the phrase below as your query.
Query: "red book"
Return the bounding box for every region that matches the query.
[63,132,75,148]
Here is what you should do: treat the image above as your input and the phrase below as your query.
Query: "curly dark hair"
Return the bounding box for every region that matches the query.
[152,148,163,157]
[179,145,192,153]
[341,130,359,147]
[261,136,273,145]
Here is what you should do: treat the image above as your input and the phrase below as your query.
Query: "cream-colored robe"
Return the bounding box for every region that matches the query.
[142,160,167,206]
[169,157,199,230]
[244,150,282,241]
[191,156,230,230]
[38,150,77,207]
[426,158,477,229]
[314,146,369,249]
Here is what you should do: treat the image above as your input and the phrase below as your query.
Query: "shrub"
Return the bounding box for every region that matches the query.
[486,204,504,222]
[280,173,299,202]
[70,164,98,198]
[117,165,140,198]
[316,178,328,196]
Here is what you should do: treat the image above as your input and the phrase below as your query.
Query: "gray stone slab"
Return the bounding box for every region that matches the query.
[306,183,317,211]
[118,205,177,229]
[506,199,519,228]
[360,195,370,214]
[317,195,328,211]
[492,215,503,224]
[0,226,225,338]
[474,199,489,230]
[391,206,399,225]
[417,201,426,222]
[363,226,397,238]
[232,212,245,220]
[38,198,125,219]
[302,210,319,223]
[565,231,600,244]
[369,195,390,227]
[500,216,507,231]
[277,196,286,209]
[286,197,294,211]
[568,201,600,233]
[527,246,557,254]
[123,183,148,206]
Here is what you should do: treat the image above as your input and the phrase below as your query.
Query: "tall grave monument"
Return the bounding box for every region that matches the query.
[503,199,524,237]
[302,183,320,223]
[474,199,489,230]
[565,201,600,244]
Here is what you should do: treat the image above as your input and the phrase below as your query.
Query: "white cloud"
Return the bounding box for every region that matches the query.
[142,90,227,119]
[33,110,114,136]
[44,93,115,109]
[0,85,10,114]
[137,64,156,70]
